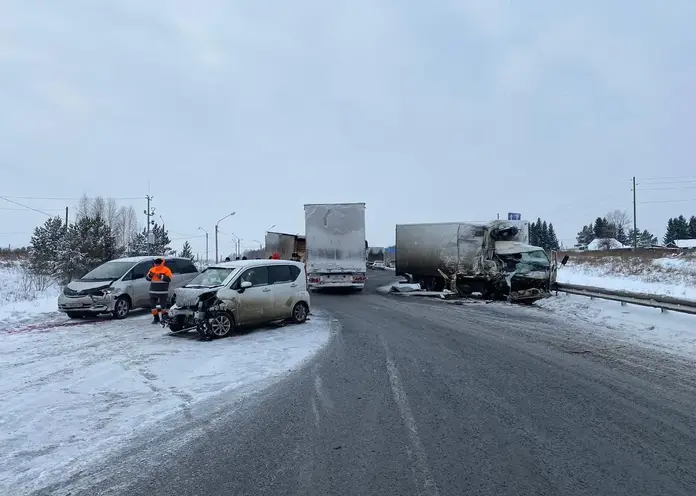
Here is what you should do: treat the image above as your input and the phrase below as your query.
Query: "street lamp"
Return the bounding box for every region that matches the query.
[265,224,276,233]
[229,232,242,259]
[198,227,209,263]
[215,212,235,262]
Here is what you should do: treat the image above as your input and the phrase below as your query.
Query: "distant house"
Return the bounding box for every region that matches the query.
[586,238,626,251]
[673,239,696,249]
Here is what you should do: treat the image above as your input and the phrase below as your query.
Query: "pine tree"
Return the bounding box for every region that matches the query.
[180,241,194,259]
[529,220,539,246]
[593,217,608,239]
[639,230,658,247]
[540,220,549,248]
[28,216,65,275]
[615,225,629,246]
[55,215,120,282]
[576,223,594,246]
[689,215,696,238]
[547,223,560,250]
[664,218,677,245]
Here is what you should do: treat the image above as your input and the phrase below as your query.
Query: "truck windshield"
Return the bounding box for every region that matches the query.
[501,250,549,272]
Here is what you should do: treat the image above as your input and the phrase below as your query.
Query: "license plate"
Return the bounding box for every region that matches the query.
[64,303,83,309]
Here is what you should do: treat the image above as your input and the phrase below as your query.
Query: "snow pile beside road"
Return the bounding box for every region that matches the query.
[0,311,333,494]
[0,262,62,331]
[557,254,696,301]
[537,293,696,358]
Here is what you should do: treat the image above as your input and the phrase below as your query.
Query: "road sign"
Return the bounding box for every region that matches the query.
[508,213,521,221]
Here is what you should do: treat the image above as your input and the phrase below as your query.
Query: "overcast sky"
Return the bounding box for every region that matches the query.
[2,0,695,256]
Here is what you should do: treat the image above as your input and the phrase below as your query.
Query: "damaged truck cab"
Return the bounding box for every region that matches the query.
[395,220,561,303]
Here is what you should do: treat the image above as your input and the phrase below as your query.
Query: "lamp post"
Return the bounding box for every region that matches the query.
[265,224,275,233]
[198,227,209,263]
[229,233,241,259]
[215,212,235,262]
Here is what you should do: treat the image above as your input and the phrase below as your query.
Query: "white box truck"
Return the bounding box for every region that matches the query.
[304,203,367,291]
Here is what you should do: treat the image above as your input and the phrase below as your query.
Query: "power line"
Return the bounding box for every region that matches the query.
[638,186,696,191]
[0,207,64,211]
[638,198,696,205]
[0,196,53,216]
[0,195,144,201]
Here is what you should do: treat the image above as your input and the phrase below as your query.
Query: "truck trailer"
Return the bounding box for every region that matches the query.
[264,231,306,261]
[304,202,367,291]
[395,220,560,302]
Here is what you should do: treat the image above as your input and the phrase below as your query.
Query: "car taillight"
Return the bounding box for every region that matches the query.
[352,275,366,282]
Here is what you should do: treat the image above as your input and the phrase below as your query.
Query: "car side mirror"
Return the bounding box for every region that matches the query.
[561,255,569,266]
[238,280,252,292]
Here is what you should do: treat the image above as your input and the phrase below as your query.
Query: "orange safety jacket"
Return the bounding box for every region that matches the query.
[146,264,173,295]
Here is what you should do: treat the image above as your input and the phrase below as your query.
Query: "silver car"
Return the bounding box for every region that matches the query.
[57,256,199,319]
[167,259,311,338]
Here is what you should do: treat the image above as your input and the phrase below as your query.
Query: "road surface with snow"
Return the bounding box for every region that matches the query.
[40,271,696,496]
[0,309,332,495]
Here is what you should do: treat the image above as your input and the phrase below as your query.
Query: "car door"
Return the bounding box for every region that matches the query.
[129,261,152,307]
[233,266,272,325]
[267,264,297,319]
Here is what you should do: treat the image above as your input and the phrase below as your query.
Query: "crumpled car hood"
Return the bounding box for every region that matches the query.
[174,286,220,307]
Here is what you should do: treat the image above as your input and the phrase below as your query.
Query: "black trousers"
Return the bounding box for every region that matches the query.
[149,293,169,316]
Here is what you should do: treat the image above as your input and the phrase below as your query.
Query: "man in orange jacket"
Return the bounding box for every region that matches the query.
[146,258,174,324]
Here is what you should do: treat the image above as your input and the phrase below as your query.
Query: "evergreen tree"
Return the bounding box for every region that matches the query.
[180,241,194,259]
[28,216,65,275]
[664,215,690,244]
[615,225,629,246]
[55,215,120,282]
[576,223,594,246]
[547,223,560,250]
[540,220,549,248]
[664,218,677,245]
[688,215,696,238]
[639,230,658,247]
[529,219,540,246]
[593,217,609,239]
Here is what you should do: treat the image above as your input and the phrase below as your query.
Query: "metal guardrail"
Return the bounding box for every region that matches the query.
[554,283,696,316]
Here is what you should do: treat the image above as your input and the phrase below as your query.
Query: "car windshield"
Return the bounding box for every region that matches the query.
[80,261,135,281]
[186,267,236,287]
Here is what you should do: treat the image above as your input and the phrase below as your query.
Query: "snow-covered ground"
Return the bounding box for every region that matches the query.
[536,293,696,358]
[0,263,62,332]
[0,310,332,494]
[557,254,696,301]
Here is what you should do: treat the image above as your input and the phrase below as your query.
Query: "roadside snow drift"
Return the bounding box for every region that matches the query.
[0,263,62,332]
[0,311,332,494]
[557,255,696,301]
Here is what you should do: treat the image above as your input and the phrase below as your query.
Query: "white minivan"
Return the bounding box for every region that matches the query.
[57,256,199,319]
[167,259,311,337]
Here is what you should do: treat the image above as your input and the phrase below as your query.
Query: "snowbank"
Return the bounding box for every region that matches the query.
[0,262,62,331]
[0,311,332,494]
[537,293,696,358]
[557,255,696,301]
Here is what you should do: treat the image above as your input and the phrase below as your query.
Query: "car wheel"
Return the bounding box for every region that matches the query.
[291,302,309,323]
[66,312,84,319]
[209,312,234,338]
[112,296,131,319]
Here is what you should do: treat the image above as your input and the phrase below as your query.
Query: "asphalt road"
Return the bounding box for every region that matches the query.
[51,270,696,496]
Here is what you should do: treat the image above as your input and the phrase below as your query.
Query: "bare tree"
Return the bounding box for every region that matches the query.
[105,197,120,227]
[90,196,106,219]
[606,209,630,232]
[117,205,139,252]
[75,194,91,221]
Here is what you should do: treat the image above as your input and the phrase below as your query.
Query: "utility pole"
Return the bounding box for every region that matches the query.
[64,206,69,232]
[144,195,155,255]
[632,176,637,250]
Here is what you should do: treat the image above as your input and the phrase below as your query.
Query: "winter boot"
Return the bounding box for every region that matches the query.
[152,313,160,324]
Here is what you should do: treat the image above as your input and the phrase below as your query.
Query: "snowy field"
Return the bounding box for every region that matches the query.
[0,263,62,332]
[557,253,696,301]
[0,308,332,494]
